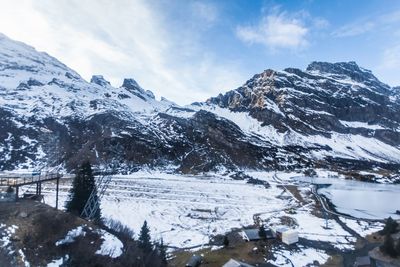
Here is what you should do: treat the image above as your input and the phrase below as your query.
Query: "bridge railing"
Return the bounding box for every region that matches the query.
[0,171,62,187]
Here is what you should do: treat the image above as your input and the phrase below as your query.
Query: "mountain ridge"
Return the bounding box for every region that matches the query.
[1,33,399,181]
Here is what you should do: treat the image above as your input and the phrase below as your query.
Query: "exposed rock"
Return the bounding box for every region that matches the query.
[90,75,111,87]
[0,33,400,178]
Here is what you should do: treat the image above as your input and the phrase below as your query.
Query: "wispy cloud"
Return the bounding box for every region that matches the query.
[333,10,400,37]
[0,0,245,104]
[381,44,400,69]
[191,1,218,25]
[373,44,400,86]
[236,8,309,50]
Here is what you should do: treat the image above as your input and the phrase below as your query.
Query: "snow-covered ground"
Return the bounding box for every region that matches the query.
[190,104,400,164]
[55,225,86,246]
[0,223,31,267]
[38,170,385,266]
[95,229,123,258]
[269,246,330,266]
[42,171,290,248]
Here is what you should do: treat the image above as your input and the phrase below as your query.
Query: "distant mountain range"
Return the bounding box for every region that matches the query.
[1,33,399,180]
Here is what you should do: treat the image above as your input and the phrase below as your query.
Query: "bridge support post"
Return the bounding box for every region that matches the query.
[55,177,59,210]
[15,186,19,201]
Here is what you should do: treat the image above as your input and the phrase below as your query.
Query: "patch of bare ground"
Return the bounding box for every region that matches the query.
[0,200,110,266]
[0,199,167,267]
[321,254,343,267]
[285,185,307,205]
[170,229,298,267]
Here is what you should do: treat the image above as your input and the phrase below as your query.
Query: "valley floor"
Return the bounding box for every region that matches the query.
[38,170,385,266]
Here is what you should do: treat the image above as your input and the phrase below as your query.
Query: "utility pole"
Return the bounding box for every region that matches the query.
[324,211,329,229]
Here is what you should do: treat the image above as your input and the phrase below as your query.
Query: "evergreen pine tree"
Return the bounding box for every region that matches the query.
[157,238,167,266]
[259,225,267,239]
[380,217,399,235]
[380,234,397,257]
[395,238,400,257]
[138,220,152,253]
[65,161,101,220]
[223,235,229,247]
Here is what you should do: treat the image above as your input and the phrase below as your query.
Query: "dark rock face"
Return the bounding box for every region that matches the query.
[391,86,400,104]
[306,61,381,85]
[122,78,155,100]
[90,75,111,87]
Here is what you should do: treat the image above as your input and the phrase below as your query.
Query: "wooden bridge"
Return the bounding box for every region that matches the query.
[0,171,62,209]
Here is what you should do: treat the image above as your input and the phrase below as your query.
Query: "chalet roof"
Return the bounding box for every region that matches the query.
[265,229,275,239]
[242,229,261,240]
[222,259,255,267]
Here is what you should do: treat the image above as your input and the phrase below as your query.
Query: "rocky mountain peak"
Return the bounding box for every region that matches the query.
[121,78,155,100]
[247,69,275,84]
[90,75,111,87]
[306,61,379,83]
[1,33,400,178]
[122,78,140,89]
[306,61,360,73]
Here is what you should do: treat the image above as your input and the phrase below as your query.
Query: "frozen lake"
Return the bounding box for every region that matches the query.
[293,176,400,220]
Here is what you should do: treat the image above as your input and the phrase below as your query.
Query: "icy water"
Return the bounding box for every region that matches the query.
[293,176,400,220]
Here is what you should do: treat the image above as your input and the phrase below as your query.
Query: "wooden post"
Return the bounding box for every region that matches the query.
[55,177,59,210]
[15,186,19,201]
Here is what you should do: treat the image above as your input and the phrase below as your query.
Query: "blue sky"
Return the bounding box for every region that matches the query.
[1,0,400,104]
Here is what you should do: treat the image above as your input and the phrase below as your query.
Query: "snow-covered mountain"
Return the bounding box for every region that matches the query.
[1,33,399,179]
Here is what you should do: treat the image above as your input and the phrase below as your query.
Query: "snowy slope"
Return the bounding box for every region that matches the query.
[187,104,400,164]
[0,33,400,178]
[0,33,173,119]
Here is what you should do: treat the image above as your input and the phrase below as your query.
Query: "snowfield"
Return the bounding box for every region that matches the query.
[43,171,290,248]
[36,170,386,266]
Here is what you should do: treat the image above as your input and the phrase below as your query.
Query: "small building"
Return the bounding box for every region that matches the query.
[281,229,298,245]
[354,256,371,267]
[264,229,275,239]
[242,229,261,241]
[242,228,275,241]
[222,259,255,267]
[185,255,202,267]
[274,227,289,240]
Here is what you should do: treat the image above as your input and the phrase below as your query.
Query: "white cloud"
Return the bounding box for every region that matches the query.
[236,10,309,50]
[333,21,376,37]
[0,0,245,104]
[333,10,400,37]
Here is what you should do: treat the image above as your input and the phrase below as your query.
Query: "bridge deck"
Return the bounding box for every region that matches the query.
[0,172,62,209]
[0,172,62,187]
